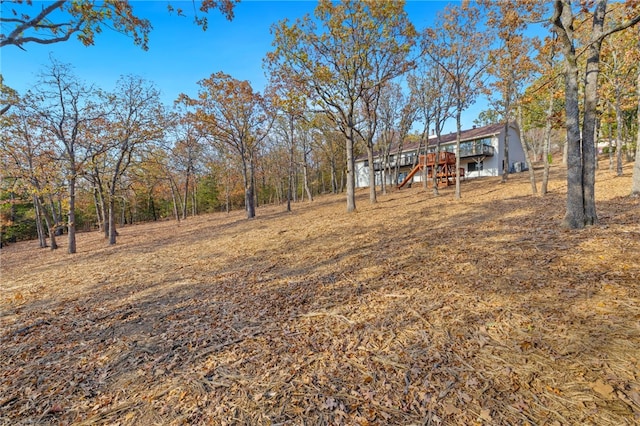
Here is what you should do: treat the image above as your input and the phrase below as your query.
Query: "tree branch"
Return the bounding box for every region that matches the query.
[1,0,67,48]
[596,13,640,44]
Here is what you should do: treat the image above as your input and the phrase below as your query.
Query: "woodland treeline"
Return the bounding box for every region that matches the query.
[1,0,640,253]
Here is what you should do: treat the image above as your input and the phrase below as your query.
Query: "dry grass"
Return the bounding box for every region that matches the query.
[1,161,639,425]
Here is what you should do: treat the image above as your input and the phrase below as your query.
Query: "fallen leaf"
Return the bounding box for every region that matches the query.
[546,385,562,395]
[479,408,492,422]
[590,379,614,399]
[519,341,533,351]
[443,403,461,415]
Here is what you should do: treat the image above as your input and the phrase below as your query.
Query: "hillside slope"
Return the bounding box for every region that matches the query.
[1,163,639,425]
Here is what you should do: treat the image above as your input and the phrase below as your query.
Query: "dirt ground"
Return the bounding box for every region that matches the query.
[1,161,639,425]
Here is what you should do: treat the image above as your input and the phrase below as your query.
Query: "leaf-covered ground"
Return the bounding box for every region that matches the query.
[1,162,639,425]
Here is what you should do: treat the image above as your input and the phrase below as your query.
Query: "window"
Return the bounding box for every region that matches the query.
[468,161,483,172]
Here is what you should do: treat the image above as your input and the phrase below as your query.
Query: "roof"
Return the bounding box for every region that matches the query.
[398,123,505,154]
[355,122,511,161]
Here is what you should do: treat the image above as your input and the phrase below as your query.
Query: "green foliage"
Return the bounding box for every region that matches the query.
[0,201,38,244]
[196,175,222,213]
[602,143,636,157]
[474,109,500,127]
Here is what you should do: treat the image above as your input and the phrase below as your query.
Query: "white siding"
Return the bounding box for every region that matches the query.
[355,160,369,188]
[354,123,526,188]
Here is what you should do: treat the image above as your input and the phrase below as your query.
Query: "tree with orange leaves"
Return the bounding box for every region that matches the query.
[179,72,273,219]
[422,1,491,200]
[0,0,237,50]
[483,1,543,188]
[267,0,416,212]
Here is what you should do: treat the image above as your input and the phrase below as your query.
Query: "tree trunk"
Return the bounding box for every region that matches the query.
[67,175,77,254]
[541,92,553,195]
[120,198,126,226]
[275,181,284,205]
[330,156,338,194]
[287,120,294,212]
[523,142,537,195]
[615,87,624,176]
[225,179,230,213]
[92,184,103,234]
[252,158,259,210]
[41,197,58,250]
[554,1,586,229]
[454,108,462,199]
[346,126,356,212]
[33,194,47,248]
[433,137,442,196]
[608,130,614,170]
[632,57,640,195]
[109,197,117,245]
[580,1,606,226]
[366,142,377,203]
[182,168,190,220]
[394,137,407,189]
[380,138,390,194]
[418,125,429,190]
[561,58,584,228]
[517,110,537,195]
[319,166,325,194]
[9,187,15,226]
[149,193,157,221]
[47,194,61,246]
[169,179,181,222]
[244,152,256,219]
[192,182,198,216]
[422,152,428,190]
[286,164,292,212]
[99,187,109,239]
[381,168,387,194]
[501,113,510,183]
[92,167,108,237]
[303,156,313,202]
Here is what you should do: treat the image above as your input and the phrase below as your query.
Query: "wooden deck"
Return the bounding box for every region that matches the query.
[398,152,462,189]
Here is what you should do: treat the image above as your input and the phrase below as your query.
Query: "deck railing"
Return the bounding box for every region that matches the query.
[459,142,494,158]
[371,141,493,170]
[373,154,416,171]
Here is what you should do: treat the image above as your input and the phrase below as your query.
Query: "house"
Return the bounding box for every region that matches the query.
[355,122,526,188]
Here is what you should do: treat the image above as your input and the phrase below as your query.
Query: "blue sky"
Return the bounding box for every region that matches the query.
[2,1,493,133]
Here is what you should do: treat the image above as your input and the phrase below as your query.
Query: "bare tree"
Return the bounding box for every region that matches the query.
[1,104,61,248]
[409,63,455,195]
[375,81,420,193]
[28,59,107,253]
[484,1,543,187]
[104,75,163,244]
[268,0,416,212]
[422,2,490,199]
